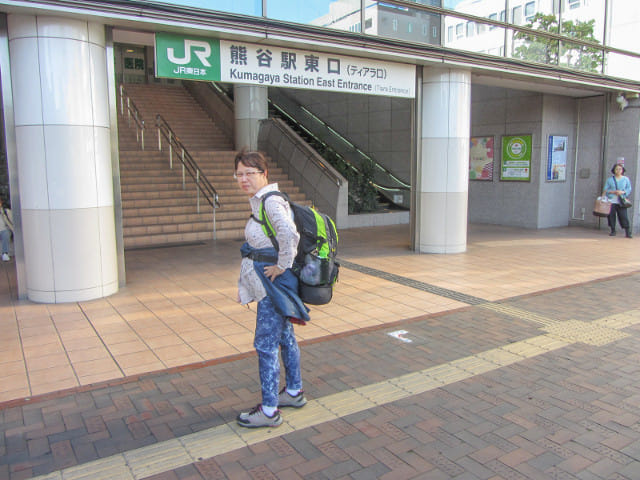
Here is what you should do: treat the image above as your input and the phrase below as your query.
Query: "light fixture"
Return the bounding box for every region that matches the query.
[616,93,629,111]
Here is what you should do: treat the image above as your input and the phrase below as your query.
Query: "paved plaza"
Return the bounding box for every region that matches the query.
[1,224,640,479]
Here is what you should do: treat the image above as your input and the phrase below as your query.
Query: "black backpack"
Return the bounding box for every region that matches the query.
[257,191,339,305]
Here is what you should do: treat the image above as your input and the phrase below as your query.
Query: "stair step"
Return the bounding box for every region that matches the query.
[124,228,245,249]
[123,218,247,236]
[118,83,312,248]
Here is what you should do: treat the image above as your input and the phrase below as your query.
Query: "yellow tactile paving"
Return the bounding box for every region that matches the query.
[357,381,408,403]
[126,441,192,479]
[180,425,246,460]
[45,456,132,480]
[544,319,630,346]
[479,303,558,326]
[316,390,374,417]
[390,371,438,394]
[449,356,500,375]
[475,347,532,367]
[32,308,640,480]
[500,338,553,357]
[594,310,640,329]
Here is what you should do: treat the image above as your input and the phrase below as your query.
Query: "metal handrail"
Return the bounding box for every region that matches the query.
[298,105,410,190]
[268,99,410,200]
[267,91,410,190]
[119,84,145,150]
[270,117,343,187]
[155,114,221,237]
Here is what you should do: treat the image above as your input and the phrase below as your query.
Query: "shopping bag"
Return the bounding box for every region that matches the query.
[593,196,611,217]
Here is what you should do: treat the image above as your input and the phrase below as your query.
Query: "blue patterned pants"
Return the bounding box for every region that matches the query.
[254,296,302,407]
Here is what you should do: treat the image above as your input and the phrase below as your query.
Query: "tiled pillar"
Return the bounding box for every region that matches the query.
[8,15,118,302]
[234,84,267,151]
[417,66,470,253]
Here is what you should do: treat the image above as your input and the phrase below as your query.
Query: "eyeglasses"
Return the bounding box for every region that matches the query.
[233,170,263,180]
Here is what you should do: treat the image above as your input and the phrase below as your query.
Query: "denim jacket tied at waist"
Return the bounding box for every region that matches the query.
[240,242,310,323]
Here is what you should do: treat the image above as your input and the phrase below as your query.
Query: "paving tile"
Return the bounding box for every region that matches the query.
[2,226,640,479]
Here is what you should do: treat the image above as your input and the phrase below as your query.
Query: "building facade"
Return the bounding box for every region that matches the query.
[0,0,639,303]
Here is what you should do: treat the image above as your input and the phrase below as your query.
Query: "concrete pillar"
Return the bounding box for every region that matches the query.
[234,84,268,150]
[8,15,118,302]
[416,66,470,253]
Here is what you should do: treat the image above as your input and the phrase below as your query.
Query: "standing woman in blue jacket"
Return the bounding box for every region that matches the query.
[602,163,632,238]
[234,150,308,428]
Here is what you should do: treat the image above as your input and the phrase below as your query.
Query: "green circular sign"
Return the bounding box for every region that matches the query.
[507,137,527,159]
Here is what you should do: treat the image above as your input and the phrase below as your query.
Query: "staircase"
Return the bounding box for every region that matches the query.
[118,84,308,248]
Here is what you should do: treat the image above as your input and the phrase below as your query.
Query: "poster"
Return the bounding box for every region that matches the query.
[546,135,567,181]
[500,135,532,181]
[469,136,494,181]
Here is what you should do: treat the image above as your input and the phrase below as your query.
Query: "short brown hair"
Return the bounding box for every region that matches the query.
[611,163,626,174]
[234,149,268,175]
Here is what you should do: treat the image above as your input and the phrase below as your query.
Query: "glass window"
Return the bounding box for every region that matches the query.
[559,39,603,72]
[512,6,522,25]
[448,25,454,42]
[444,12,507,55]
[466,21,475,37]
[275,0,361,32]
[500,10,506,22]
[511,28,561,67]
[488,12,497,30]
[131,0,261,16]
[559,0,605,46]
[370,1,441,45]
[607,52,640,82]
[567,0,580,9]
[608,0,640,55]
[525,2,536,21]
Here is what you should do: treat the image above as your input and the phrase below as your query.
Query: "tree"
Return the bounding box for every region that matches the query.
[513,13,603,73]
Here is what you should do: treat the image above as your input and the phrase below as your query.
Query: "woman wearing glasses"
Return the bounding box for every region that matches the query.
[234,150,309,428]
[602,163,633,238]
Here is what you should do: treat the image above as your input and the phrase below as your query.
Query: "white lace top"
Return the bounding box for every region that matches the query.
[237,183,300,305]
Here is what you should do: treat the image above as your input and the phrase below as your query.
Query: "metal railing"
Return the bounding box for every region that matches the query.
[155,114,221,238]
[119,85,145,150]
[211,81,409,208]
[268,92,410,209]
[270,117,344,188]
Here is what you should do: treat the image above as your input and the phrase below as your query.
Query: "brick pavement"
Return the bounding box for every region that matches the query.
[2,271,640,479]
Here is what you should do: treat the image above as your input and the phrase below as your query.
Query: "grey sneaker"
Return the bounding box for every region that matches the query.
[236,404,283,428]
[278,388,307,408]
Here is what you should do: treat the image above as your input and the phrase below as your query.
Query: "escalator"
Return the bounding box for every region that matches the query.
[211,82,411,214]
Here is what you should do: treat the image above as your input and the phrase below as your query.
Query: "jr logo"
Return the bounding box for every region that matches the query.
[155,33,221,81]
[167,39,212,67]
